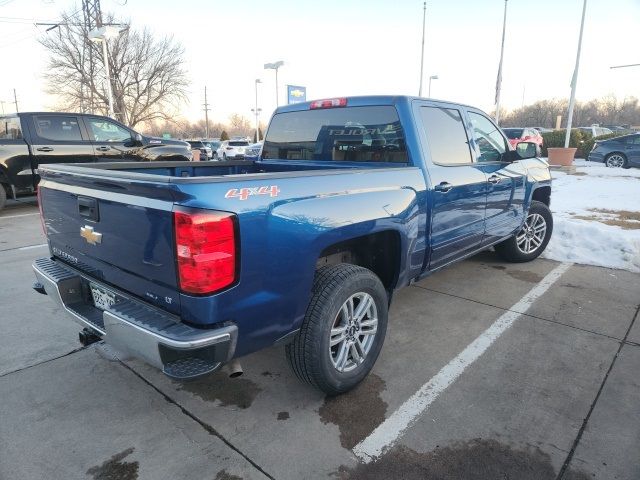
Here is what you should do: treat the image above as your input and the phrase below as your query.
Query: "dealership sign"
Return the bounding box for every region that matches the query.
[287,85,307,104]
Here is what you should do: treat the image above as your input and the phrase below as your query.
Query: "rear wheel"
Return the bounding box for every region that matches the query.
[495,200,553,263]
[286,264,388,395]
[605,153,627,168]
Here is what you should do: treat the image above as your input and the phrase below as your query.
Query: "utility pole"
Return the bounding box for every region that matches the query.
[203,86,210,139]
[564,0,587,148]
[495,0,508,125]
[418,2,427,97]
[253,79,262,143]
[13,89,19,113]
[82,0,103,114]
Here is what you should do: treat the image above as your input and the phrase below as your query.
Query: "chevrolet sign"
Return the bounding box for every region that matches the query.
[80,225,102,245]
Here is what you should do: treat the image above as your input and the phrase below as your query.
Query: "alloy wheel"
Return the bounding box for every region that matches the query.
[516,213,547,255]
[606,154,625,168]
[329,292,378,373]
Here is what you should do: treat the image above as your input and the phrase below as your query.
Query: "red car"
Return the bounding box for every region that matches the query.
[503,127,544,150]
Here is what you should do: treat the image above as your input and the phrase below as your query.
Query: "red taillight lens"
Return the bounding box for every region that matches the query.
[37,186,46,236]
[174,209,237,295]
[309,98,347,109]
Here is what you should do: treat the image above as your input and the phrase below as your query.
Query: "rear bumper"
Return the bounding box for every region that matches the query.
[32,257,237,380]
[588,151,605,163]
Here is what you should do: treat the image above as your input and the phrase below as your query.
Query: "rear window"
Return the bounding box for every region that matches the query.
[0,115,23,140]
[229,141,249,146]
[503,128,523,139]
[188,141,204,147]
[262,106,408,163]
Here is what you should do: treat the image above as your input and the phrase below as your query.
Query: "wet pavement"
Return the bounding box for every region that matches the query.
[1,199,638,480]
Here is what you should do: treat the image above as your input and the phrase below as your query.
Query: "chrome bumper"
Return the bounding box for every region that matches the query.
[32,257,237,380]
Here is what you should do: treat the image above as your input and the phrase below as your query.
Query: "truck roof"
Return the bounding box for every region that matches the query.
[275,95,478,114]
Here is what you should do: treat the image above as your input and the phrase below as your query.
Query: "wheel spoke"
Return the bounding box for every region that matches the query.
[350,341,363,365]
[330,326,347,347]
[354,295,373,321]
[347,296,355,320]
[335,341,350,371]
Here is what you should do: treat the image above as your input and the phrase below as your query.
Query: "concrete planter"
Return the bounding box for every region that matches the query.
[547,147,577,166]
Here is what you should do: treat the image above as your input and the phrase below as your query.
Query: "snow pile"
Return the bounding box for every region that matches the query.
[540,160,640,272]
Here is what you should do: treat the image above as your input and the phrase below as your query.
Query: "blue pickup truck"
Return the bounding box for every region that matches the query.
[32,96,553,394]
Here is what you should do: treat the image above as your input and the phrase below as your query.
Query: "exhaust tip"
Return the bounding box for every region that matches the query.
[227,359,243,378]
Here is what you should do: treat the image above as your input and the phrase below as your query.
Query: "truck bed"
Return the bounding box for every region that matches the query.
[42,158,404,183]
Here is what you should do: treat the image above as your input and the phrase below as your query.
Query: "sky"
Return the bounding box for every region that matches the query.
[0,0,639,126]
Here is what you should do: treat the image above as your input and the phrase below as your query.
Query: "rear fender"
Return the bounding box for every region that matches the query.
[268,187,425,325]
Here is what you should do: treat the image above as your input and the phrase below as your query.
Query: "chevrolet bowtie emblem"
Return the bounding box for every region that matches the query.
[80,225,102,245]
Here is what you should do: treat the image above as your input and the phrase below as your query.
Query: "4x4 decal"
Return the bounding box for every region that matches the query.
[225,185,280,201]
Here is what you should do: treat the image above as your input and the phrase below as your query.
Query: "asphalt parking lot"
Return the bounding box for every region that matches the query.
[1,198,639,480]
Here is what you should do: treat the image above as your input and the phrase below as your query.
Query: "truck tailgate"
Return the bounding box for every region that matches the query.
[39,177,182,315]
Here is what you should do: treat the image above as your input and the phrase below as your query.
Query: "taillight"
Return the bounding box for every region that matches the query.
[309,98,347,109]
[226,147,233,150]
[174,209,237,295]
[37,186,46,236]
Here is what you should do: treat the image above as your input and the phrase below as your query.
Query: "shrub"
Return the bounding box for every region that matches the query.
[220,130,230,141]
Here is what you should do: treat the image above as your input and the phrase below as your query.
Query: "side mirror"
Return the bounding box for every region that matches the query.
[515,141,538,159]
[134,133,143,145]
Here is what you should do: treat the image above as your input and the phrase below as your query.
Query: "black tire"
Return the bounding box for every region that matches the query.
[495,200,553,263]
[285,264,388,395]
[605,152,628,169]
[0,185,6,212]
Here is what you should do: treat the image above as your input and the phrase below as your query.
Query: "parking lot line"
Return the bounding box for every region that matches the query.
[352,261,573,462]
[0,213,40,220]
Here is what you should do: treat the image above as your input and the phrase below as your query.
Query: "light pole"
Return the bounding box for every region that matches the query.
[495,0,508,125]
[264,61,284,107]
[428,75,438,97]
[253,78,262,142]
[564,0,588,148]
[418,2,427,97]
[89,25,122,119]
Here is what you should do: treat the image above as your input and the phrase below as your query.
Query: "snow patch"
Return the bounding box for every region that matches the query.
[540,160,640,272]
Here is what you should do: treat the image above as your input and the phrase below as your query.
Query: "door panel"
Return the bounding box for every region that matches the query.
[84,116,140,162]
[416,105,487,270]
[478,161,526,243]
[428,165,488,268]
[467,111,526,244]
[28,115,95,177]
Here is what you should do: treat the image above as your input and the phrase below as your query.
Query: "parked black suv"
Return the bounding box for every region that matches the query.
[0,112,192,211]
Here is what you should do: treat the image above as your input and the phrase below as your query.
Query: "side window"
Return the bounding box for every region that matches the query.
[0,116,23,140]
[88,118,132,142]
[468,112,508,163]
[34,115,83,142]
[420,106,472,165]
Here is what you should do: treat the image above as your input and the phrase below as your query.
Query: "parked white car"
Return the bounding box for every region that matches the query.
[216,140,250,160]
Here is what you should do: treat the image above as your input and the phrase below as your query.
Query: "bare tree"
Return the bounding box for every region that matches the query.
[40,10,189,128]
[227,114,252,138]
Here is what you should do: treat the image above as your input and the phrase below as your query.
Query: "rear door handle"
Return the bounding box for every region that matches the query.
[36,146,53,152]
[488,175,501,184]
[434,182,453,193]
[95,146,110,152]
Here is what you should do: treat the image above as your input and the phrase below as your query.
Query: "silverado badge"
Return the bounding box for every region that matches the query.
[80,225,102,245]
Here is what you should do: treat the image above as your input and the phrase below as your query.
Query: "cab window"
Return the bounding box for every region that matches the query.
[88,118,131,142]
[420,106,472,165]
[34,115,83,142]
[468,112,508,163]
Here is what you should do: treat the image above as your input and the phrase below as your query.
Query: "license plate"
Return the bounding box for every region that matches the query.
[90,284,117,311]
